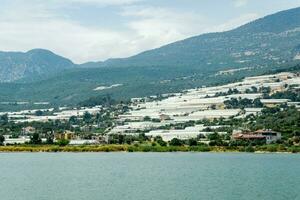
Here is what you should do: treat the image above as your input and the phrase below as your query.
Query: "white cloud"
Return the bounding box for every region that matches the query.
[0,18,135,63]
[234,0,248,7]
[0,1,261,63]
[121,6,260,53]
[210,13,260,32]
[121,6,207,49]
[0,1,139,63]
[63,0,142,5]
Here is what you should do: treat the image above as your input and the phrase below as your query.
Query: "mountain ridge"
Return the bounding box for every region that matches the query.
[81,7,300,69]
[0,48,75,82]
[0,7,300,108]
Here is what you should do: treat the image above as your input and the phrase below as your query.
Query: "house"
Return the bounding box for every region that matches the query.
[3,136,31,145]
[69,140,98,145]
[92,135,109,144]
[21,126,36,135]
[232,129,281,144]
[55,131,75,140]
[260,99,290,107]
[159,114,171,121]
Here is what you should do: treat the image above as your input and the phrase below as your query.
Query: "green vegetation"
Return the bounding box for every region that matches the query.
[0,143,300,153]
[269,91,300,101]
[0,135,4,145]
[224,98,263,109]
[29,133,42,144]
[249,106,300,139]
[79,94,118,107]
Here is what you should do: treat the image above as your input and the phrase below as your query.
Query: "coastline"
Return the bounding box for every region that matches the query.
[0,145,299,153]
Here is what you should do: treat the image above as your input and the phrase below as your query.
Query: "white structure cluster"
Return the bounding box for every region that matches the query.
[110,72,300,141]
[1,106,102,123]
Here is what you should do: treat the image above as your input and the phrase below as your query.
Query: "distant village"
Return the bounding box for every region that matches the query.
[0,71,299,149]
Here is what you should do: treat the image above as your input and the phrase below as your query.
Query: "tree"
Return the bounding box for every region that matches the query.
[157,139,167,146]
[0,114,8,124]
[69,116,78,124]
[79,94,116,107]
[0,135,5,145]
[211,104,217,110]
[30,133,42,144]
[207,133,220,141]
[187,138,197,146]
[124,135,134,144]
[261,86,271,98]
[169,138,183,146]
[45,134,54,144]
[118,134,125,144]
[253,98,263,108]
[56,139,70,146]
[293,130,300,137]
[138,133,148,142]
[251,86,258,93]
[143,116,151,121]
[154,136,163,141]
[35,110,43,116]
[245,88,251,94]
[154,136,167,146]
[245,145,255,152]
[83,112,92,123]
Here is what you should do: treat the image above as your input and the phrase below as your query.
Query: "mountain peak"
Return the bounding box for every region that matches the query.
[0,49,75,82]
[26,48,54,54]
[235,7,300,34]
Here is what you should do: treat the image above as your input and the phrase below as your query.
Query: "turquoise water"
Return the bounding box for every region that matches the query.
[0,153,299,200]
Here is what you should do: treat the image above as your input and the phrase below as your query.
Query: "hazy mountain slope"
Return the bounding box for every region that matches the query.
[1,7,300,109]
[82,7,300,70]
[0,49,75,82]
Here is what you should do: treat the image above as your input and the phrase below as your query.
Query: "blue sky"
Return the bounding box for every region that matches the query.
[0,0,300,63]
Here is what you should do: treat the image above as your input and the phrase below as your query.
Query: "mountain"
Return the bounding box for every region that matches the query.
[82,7,300,70]
[1,7,300,110]
[0,49,75,82]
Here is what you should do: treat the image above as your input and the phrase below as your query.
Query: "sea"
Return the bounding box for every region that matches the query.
[0,152,299,200]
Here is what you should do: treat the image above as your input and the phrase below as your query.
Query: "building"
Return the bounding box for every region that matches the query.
[159,114,171,121]
[21,126,36,135]
[232,130,281,144]
[3,135,31,145]
[69,140,98,145]
[260,99,290,107]
[55,131,75,140]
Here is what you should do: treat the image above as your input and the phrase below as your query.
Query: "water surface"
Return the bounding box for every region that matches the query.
[0,153,299,200]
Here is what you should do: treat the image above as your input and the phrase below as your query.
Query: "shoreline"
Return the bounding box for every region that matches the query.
[0,145,299,153]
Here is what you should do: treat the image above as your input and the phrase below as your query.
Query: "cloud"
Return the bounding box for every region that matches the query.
[233,0,248,7]
[120,6,208,52]
[0,3,209,63]
[121,6,260,52]
[63,0,142,5]
[0,1,139,63]
[0,1,261,63]
[0,18,135,63]
[210,13,260,32]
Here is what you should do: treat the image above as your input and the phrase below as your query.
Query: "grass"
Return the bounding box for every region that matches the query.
[1,144,300,153]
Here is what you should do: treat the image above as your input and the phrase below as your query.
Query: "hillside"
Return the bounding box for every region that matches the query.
[0,49,75,82]
[83,7,300,70]
[0,7,300,110]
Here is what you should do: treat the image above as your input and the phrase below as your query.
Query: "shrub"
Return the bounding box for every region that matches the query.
[56,139,70,146]
[169,138,183,146]
[245,145,255,153]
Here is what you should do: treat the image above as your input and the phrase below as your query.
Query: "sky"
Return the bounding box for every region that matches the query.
[1,0,300,63]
